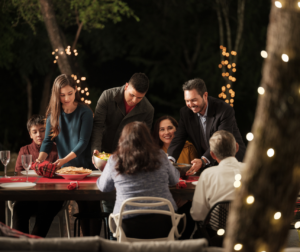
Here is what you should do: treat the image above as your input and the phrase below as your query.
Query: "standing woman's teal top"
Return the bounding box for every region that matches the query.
[40,103,94,169]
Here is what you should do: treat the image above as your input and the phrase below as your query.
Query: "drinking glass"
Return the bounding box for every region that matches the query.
[21,155,32,182]
[0,150,10,178]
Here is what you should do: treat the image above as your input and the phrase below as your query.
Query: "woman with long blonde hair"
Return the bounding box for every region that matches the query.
[37,74,101,236]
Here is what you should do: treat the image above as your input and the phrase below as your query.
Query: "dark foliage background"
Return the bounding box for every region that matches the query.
[0,0,270,156]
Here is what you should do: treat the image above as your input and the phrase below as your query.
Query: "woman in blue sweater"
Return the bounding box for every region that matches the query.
[37,74,101,236]
[97,121,180,239]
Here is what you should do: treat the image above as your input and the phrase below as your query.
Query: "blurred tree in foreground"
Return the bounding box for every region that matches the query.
[225,0,300,251]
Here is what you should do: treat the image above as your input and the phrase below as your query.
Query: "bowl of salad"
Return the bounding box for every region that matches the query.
[93,152,111,171]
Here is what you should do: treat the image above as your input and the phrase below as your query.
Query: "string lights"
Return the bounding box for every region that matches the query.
[217,229,225,236]
[234,244,243,251]
[218,45,237,107]
[51,47,91,105]
[258,87,265,95]
[246,132,254,141]
[275,1,282,8]
[281,54,289,62]
[246,195,255,204]
[274,212,281,220]
[267,148,275,157]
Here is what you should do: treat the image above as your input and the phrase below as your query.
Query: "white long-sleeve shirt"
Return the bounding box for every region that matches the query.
[190,157,245,221]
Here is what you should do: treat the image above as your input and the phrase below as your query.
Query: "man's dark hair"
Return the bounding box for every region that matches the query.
[128,73,149,93]
[182,78,207,97]
[27,115,45,132]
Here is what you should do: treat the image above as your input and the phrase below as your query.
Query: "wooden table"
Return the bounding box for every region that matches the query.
[0,171,195,224]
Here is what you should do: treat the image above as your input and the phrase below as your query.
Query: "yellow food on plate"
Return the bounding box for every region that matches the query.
[56,167,92,175]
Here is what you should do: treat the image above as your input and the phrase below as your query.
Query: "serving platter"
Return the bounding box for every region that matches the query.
[21,170,38,176]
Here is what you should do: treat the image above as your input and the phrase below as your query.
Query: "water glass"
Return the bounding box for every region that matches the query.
[21,155,32,182]
[0,150,10,178]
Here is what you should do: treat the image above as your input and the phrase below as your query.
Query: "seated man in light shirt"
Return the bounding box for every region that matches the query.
[190,130,245,221]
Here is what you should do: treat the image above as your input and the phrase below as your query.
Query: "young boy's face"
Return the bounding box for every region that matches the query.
[29,124,45,146]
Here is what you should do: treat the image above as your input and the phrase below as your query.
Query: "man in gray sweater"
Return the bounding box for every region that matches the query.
[91,73,154,155]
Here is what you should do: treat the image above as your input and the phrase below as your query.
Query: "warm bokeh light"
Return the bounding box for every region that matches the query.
[258,87,265,95]
[298,2,300,7]
[219,64,222,68]
[222,52,226,56]
[81,90,84,93]
[261,50,268,58]
[222,86,226,92]
[232,77,236,82]
[86,92,89,96]
[225,99,229,103]
[234,180,241,188]
[77,87,81,91]
[55,48,58,52]
[267,148,275,157]
[274,212,281,219]
[224,60,228,65]
[85,87,88,91]
[76,80,80,83]
[222,73,226,77]
[81,97,84,101]
[275,1,282,8]
[52,52,55,55]
[229,76,232,80]
[225,72,229,77]
[282,54,289,62]
[228,64,231,69]
[220,45,223,49]
[81,77,86,81]
[234,244,243,251]
[53,60,56,63]
[217,229,225,236]
[232,63,236,67]
[246,195,255,204]
[230,104,234,107]
[229,89,233,93]
[230,99,234,103]
[232,68,236,72]
[226,53,229,57]
[223,94,226,99]
[295,221,300,229]
[226,84,231,88]
[246,132,254,141]
[55,56,58,59]
[235,174,241,181]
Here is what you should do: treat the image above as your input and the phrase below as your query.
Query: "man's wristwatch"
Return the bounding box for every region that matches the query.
[200,158,206,168]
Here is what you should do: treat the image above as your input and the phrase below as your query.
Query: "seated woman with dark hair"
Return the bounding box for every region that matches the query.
[152,115,198,164]
[97,121,180,239]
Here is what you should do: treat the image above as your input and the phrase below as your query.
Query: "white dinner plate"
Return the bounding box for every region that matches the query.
[0,182,36,189]
[21,170,38,176]
[87,170,102,177]
[192,181,198,186]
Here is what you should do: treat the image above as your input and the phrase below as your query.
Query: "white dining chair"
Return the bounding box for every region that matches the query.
[109,197,186,242]
[6,200,71,238]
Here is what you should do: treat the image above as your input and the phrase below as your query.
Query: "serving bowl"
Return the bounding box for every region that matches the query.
[172,163,192,179]
[56,173,91,180]
[93,153,110,171]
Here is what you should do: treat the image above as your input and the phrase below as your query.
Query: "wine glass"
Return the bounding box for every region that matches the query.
[0,150,10,178]
[21,155,32,182]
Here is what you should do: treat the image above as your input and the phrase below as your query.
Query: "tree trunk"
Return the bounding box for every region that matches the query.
[225,1,300,252]
[39,64,56,116]
[22,74,32,119]
[39,0,72,75]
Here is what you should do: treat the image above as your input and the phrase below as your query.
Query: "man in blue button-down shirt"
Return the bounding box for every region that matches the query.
[167,78,246,175]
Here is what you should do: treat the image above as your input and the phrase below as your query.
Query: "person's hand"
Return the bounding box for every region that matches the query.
[186,159,203,176]
[36,159,43,164]
[92,149,100,164]
[176,198,188,208]
[53,158,67,168]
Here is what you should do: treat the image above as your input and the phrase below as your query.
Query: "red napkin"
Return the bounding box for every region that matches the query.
[31,161,58,178]
[67,182,79,190]
[176,181,187,189]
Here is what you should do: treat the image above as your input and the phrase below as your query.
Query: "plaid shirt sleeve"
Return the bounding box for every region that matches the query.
[32,161,58,178]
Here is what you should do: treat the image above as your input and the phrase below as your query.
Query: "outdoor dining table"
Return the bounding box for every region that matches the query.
[0,171,196,224]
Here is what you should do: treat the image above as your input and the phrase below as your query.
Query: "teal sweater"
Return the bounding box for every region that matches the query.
[40,103,94,169]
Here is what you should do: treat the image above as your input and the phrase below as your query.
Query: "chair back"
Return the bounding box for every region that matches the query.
[197,200,231,247]
[109,197,186,242]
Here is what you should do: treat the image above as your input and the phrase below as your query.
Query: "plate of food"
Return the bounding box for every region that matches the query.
[93,152,111,171]
[56,167,92,180]
[21,170,38,176]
